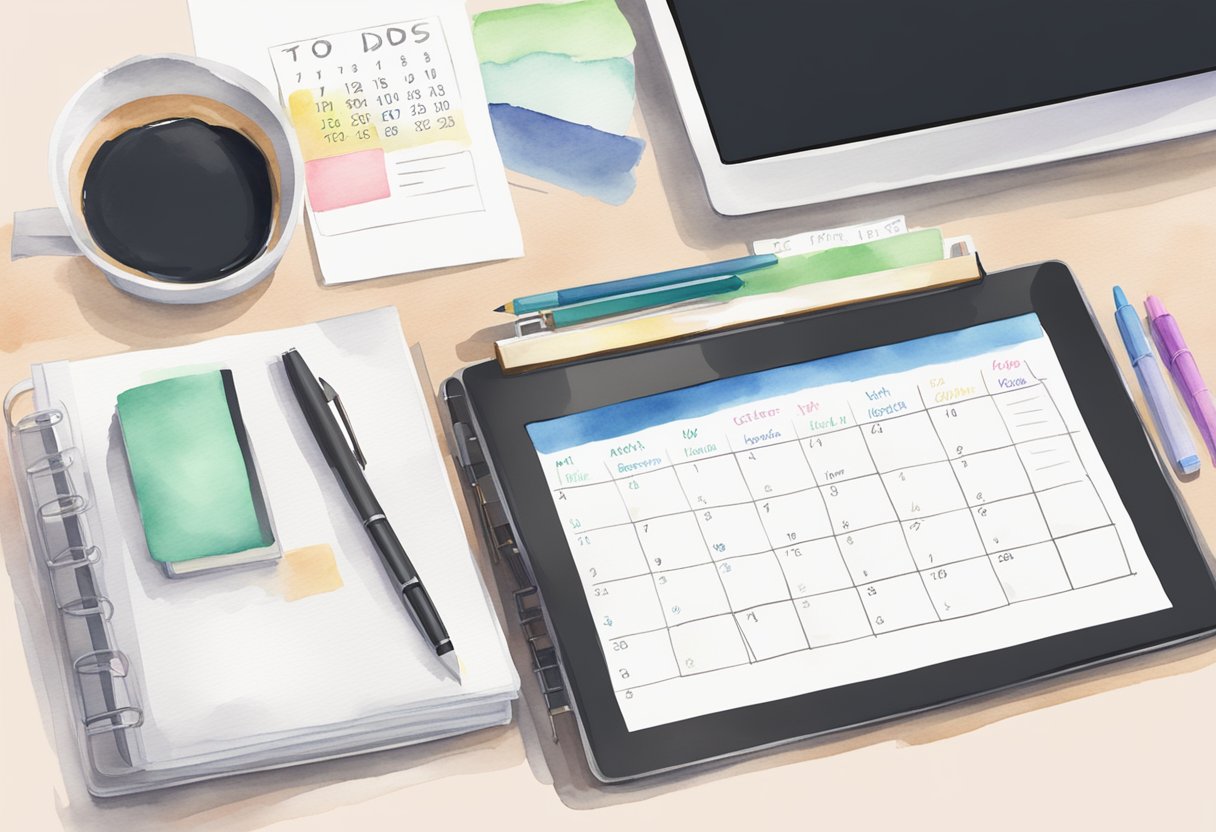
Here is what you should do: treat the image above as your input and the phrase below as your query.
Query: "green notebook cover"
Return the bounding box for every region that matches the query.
[116,370,274,565]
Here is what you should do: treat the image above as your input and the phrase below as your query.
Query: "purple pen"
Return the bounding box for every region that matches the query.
[1146,295,1216,465]
[1113,287,1199,475]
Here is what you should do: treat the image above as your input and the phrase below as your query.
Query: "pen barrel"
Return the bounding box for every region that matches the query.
[284,349,370,486]
[366,520,451,649]
[1170,349,1212,432]
[402,582,452,650]
[366,518,417,585]
[1169,348,1209,400]
[1149,311,1190,371]
[335,465,382,515]
[550,274,744,328]
[536,254,775,312]
[1133,357,1199,469]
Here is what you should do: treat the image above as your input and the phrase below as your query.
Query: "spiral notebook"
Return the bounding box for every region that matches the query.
[4,308,519,795]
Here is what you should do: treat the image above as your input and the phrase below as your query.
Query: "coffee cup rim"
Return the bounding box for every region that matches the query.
[49,53,304,304]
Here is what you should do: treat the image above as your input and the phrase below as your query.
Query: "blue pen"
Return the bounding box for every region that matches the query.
[1113,286,1200,475]
[497,254,778,314]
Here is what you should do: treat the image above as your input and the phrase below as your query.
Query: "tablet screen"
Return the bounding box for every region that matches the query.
[526,314,1170,731]
[667,0,1216,163]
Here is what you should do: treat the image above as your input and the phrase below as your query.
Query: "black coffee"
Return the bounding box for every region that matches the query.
[81,118,273,284]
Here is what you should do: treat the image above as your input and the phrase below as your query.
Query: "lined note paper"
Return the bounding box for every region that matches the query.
[527,315,1169,730]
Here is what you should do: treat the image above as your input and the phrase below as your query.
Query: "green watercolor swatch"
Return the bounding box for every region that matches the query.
[481,53,636,134]
[472,0,636,64]
[719,229,945,301]
[117,370,270,563]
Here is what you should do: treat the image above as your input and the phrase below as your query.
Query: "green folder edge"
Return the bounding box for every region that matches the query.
[716,228,946,303]
[116,370,275,564]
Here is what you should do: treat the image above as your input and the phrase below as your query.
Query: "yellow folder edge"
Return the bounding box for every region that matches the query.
[496,254,983,374]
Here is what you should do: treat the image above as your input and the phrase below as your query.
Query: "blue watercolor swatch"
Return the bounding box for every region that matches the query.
[528,314,1045,453]
[489,103,645,205]
[481,53,637,135]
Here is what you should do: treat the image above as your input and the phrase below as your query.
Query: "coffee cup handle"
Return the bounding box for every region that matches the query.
[12,208,83,259]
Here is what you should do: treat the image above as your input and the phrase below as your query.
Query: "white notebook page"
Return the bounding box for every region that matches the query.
[41,308,517,765]
[526,314,1170,731]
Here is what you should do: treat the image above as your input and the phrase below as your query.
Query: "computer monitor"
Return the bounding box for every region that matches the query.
[645,0,1216,215]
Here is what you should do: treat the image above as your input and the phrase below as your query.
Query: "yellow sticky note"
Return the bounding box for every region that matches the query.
[382,110,470,152]
[288,89,380,161]
[278,544,344,601]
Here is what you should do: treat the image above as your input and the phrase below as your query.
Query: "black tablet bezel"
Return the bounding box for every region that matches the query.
[460,262,1216,780]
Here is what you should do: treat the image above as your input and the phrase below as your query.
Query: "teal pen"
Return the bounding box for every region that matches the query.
[1112,286,1200,475]
[497,253,776,314]
[542,274,744,329]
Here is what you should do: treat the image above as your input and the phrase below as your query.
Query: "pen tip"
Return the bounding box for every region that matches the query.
[494,304,505,313]
[1112,285,1129,308]
[439,649,462,684]
[1144,295,1165,319]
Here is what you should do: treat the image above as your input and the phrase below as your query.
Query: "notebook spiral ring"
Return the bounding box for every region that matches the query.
[6,391,145,765]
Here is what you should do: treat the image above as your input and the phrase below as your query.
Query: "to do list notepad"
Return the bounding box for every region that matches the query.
[272,18,485,236]
[527,315,1170,731]
[190,0,522,284]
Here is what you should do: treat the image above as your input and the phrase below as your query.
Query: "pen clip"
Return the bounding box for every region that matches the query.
[319,377,368,469]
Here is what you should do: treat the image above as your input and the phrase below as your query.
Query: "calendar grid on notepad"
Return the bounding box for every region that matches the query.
[548,365,1133,699]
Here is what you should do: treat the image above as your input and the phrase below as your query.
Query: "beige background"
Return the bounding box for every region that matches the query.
[2,1,1215,829]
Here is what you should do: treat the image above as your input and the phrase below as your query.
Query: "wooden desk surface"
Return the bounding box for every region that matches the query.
[2,2,1214,829]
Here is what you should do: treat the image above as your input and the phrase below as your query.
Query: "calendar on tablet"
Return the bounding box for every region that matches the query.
[527,314,1171,731]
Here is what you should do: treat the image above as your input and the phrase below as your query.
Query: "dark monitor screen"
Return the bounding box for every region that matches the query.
[666,0,1216,164]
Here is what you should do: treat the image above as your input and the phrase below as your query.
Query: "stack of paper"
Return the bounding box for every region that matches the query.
[33,308,517,770]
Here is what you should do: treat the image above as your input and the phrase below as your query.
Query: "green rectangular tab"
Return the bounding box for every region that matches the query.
[725,229,946,301]
[117,370,272,563]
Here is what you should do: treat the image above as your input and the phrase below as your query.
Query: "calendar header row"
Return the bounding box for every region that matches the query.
[529,315,1044,455]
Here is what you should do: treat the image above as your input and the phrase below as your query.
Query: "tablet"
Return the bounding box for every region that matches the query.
[644,0,1216,214]
[456,262,1216,780]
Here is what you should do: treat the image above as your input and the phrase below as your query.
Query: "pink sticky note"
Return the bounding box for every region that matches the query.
[304,149,390,212]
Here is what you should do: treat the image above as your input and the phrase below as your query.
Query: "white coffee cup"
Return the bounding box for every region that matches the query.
[13,54,303,305]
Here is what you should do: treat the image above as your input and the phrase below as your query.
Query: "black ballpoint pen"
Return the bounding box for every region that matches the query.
[282,348,461,683]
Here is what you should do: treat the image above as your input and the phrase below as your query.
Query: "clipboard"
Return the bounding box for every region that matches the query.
[441,260,1216,781]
